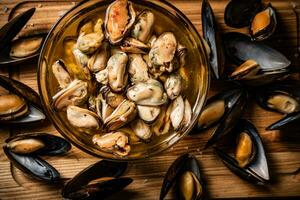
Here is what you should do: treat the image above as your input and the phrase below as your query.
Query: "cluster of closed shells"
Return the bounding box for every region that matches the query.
[51,0,192,157]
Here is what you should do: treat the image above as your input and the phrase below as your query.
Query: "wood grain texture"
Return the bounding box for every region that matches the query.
[0,0,300,199]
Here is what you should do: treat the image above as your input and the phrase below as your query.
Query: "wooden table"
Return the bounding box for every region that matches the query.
[0,0,300,199]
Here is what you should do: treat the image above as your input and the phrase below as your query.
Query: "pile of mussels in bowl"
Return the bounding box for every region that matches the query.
[38,0,210,159]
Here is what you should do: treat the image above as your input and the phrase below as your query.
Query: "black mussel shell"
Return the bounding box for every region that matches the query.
[62,160,127,198]
[223,32,290,72]
[5,132,71,156]
[224,0,262,28]
[267,111,300,130]
[250,4,277,41]
[214,119,270,185]
[3,146,60,182]
[202,0,225,79]
[0,104,45,125]
[193,87,245,133]
[160,154,189,200]
[0,75,43,110]
[66,177,133,200]
[0,32,47,66]
[160,154,206,200]
[255,82,300,130]
[0,8,35,51]
[255,82,300,113]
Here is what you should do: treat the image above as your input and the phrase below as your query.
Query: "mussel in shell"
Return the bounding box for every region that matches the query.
[202,0,225,79]
[62,160,131,200]
[3,146,60,182]
[160,154,206,200]
[214,119,269,185]
[0,75,45,124]
[255,82,300,130]
[105,0,136,45]
[224,32,291,85]
[224,0,262,28]
[4,132,71,156]
[250,4,277,41]
[0,8,46,66]
[193,87,247,149]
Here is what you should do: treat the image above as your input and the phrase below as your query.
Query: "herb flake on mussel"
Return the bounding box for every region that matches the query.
[224,0,262,28]
[193,87,247,149]
[160,154,206,200]
[214,119,269,185]
[202,0,225,79]
[62,160,130,200]
[255,82,300,130]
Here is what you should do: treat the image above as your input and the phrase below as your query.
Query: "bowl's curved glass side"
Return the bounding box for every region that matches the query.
[38,0,210,160]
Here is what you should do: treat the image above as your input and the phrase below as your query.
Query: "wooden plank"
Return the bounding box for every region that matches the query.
[0,0,300,199]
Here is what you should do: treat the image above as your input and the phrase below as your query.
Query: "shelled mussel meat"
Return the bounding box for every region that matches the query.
[3,133,71,182]
[62,160,132,200]
[160,154,206,200]
[137,105,161,124]
[193,87,247,149]
[93,131,131,156]
[130,118,152,142]
[214,119,269,185]
[105,0,136,45]
[131,10,155,43]
[255,82,300,130]
[202,0,225,79]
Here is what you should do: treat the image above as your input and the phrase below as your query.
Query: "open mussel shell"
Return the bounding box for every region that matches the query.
[250,4,277,41]
[255,82,300,130]
[223,32,290,71]
[0,75,42,110]
[160,154,206,200]
[0,32,47,66]
[0,8,35,53]
[5,132,71,155]
[204,88,247,149]
[214,119,270,185]
[224,0,262,28]
[62,160,128,198]
[3,146,60,182]
[202,0,225,79]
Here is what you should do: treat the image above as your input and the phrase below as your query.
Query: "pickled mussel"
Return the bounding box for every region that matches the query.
[105,0,136,44]
[0,75,45,124]
[62,160,132,200]
[0,8,46,66]
[160,154,206,200]
[48,0,194,157]
[224,0,262,28]
[255,82,300,130]
[202,0,225,79]
[131,10,155,43]
[214,119,269,185]
[93,131,131,156]
[250,4,277,41]
[193,87,247,149]
[3,133,71,182]
[224,32,290,85]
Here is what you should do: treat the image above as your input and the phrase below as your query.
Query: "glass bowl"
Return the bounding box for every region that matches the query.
[38,0,210,160]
